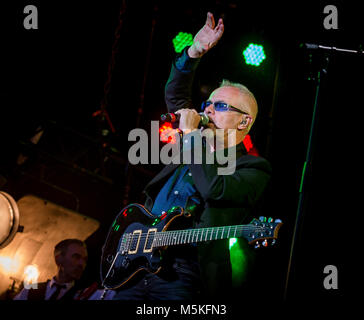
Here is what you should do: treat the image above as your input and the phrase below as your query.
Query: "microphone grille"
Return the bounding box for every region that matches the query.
[199,112,209,126]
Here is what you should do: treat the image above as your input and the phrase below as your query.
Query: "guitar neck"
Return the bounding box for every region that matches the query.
[153,225,259,247]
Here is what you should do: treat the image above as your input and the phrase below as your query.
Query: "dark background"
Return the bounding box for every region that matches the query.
[1,0,361,304]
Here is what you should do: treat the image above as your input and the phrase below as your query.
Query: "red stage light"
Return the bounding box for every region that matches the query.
[243,134,259,156]
[159,122,178,144]
[243,134,253,152]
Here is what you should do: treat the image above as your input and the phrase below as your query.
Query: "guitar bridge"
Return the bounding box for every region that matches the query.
[120,233,131,254]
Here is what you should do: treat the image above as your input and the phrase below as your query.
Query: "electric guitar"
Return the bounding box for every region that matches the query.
[100,204,283,289]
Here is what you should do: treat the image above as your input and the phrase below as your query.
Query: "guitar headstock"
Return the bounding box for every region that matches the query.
[246,217,283,248]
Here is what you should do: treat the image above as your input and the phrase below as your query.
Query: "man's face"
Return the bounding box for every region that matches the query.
[204,86,250,131]
[59,244,88,281]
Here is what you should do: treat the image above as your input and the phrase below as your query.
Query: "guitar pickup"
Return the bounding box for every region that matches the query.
[143,228,157,253]
[128,230,142,254]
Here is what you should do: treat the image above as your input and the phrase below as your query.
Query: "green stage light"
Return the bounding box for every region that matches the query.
[229,237,238,249]
[172,32,193,53]
[243,43,266,66]
[229,238,248,285]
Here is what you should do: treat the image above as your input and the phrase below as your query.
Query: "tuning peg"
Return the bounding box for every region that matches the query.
[254,241,260,249]
[271,239,276,246]
[259,216,267,222]
[267,217,273,223]
[262,239,268,247]
[275,219,282,223]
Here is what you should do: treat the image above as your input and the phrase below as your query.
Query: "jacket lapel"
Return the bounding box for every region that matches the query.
[144,163,179,193]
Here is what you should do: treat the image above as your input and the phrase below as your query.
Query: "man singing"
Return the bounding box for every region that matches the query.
[112,12,271,300]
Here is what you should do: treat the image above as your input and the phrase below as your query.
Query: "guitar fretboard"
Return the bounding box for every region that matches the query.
[152,225,265,247]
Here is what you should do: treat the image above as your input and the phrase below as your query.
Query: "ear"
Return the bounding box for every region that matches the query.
[237,115,253,130]
[55,254,62,267]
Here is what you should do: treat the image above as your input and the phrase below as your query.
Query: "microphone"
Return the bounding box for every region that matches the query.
[300,43,364,55]
[160,112,209,126]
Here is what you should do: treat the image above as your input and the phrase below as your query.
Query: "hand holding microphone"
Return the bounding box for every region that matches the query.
[161,109,209,134]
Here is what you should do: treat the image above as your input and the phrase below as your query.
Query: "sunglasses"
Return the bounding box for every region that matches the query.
[201,100,249,115]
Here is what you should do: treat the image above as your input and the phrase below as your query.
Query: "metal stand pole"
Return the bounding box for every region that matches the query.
[283,54,329,300]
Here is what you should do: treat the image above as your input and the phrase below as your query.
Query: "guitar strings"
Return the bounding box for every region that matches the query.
[117,225,270,244]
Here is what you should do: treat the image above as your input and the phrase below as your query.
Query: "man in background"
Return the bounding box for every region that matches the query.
[14,238,88,300]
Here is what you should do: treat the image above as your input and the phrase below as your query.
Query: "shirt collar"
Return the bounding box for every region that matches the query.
[49,277,74,290]
[211,141,247,158]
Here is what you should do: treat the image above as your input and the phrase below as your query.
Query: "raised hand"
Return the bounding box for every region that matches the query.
[188,12,224,58]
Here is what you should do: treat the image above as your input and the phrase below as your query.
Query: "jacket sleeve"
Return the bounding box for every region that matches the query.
[165,47,200,113]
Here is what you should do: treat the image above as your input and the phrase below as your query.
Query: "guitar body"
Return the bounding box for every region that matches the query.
[100,204,191,289]
[100,203,282,290]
